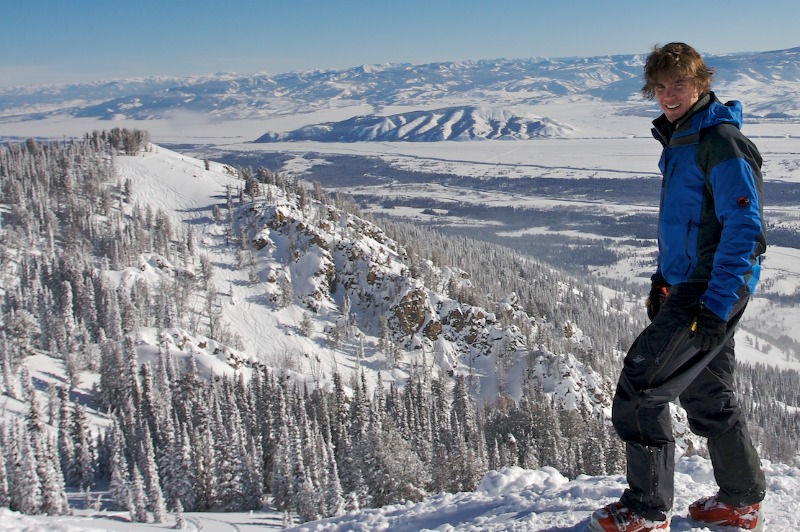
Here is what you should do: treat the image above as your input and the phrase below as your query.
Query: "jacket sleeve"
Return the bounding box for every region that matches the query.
[701,156,765,320]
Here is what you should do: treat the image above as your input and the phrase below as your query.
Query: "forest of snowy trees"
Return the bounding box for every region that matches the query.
[0,131,798,523]
[1,338,622,523]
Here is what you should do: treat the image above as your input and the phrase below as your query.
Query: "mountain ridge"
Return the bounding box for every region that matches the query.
[2,47,799,126]
[254,106,577,142]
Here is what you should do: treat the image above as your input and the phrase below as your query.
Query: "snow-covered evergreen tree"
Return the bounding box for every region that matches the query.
[358,423,430,507]
[0,423,11,508]
[172,498,186,530]
[10,421,42,514]
[108,422,132,511]
[68,402,95,489]
[322,437,345,518]
[140,424,168,522]
[270,421,293,513]
[37,436,69,516]
[129,465,149,523]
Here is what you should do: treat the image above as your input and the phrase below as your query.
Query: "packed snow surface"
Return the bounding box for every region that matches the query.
[3,456,798,531]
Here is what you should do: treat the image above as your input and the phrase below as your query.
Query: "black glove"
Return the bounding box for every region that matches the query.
[692,307,727,351]
[646,283,669,321]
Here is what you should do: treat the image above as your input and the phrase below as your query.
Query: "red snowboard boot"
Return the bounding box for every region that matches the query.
[588,501,670,532]
[688,494,763,530]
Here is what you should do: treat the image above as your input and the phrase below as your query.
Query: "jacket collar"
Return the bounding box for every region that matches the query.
[651,92,713,146]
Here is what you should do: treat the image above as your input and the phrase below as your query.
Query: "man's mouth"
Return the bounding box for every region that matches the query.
[666,104,680,110]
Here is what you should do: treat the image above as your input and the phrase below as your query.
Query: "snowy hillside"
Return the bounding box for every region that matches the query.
[2,133,665,528]
[2,130,799,532]
[293,458,800,531]
[254,106,577,142]
[106,144,615,409]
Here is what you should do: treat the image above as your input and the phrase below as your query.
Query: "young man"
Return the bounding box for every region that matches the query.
[589,43,767,532]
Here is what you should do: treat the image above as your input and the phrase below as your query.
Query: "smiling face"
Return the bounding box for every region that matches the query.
[653,76,703,123]
[642,43,714,121]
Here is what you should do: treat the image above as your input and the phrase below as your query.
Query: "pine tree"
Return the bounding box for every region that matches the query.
[190,422,216,511]
[358,423,430,507]
[349,370,372,440]
[38,436,69,516]
[129,465,149,523]
[141,425,168,522]
[278,272,294,308]
[297,389,323,504]
[122,336,142,406]
[172,498,186,530]
[19,363,34,400]
[270,422,293,512]
[583,416,608,476]
[79,274,99,340]
[240,427,264,511]
[157,415,179,512]
[98,334,121,410]
[0,423,11,508]
[95,273,123,340]
[108,422,132,511]
[345,428,371,506]
[0,332,12,397]
[322,438,345,518]
[167,423,196,512]
[211,391,243,511]
[58,280,77,354]
[10,421,42,513]
[289,420,319,522]
[68,402,95,489]
[139,363,160,447]
[58,386,73,482]
[118,284,139,334]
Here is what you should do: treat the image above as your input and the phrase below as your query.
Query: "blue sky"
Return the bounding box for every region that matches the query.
[2,0,799,88]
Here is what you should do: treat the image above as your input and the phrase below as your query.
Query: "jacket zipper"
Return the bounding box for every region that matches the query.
[648,446,657,508]
[684,220,696,278]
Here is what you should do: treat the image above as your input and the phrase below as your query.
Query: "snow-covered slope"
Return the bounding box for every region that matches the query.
[284,458,800,532]
[255,106,576,142]
[6,457,800,531]
[4,140,797,532]
[108,145,612,409]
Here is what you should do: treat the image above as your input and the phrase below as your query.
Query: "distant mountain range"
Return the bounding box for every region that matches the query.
[2,47,799,140]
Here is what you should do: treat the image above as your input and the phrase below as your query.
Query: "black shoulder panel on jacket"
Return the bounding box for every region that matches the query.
[696,123,763,178]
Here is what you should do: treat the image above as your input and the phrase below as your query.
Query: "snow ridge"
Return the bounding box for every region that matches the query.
[2,48,800,124]
[254,106,576,142]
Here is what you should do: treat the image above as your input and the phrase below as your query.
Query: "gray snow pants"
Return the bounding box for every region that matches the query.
[612,283,766,522]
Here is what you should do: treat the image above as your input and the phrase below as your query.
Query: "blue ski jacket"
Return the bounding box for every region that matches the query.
[651,91,767,321]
